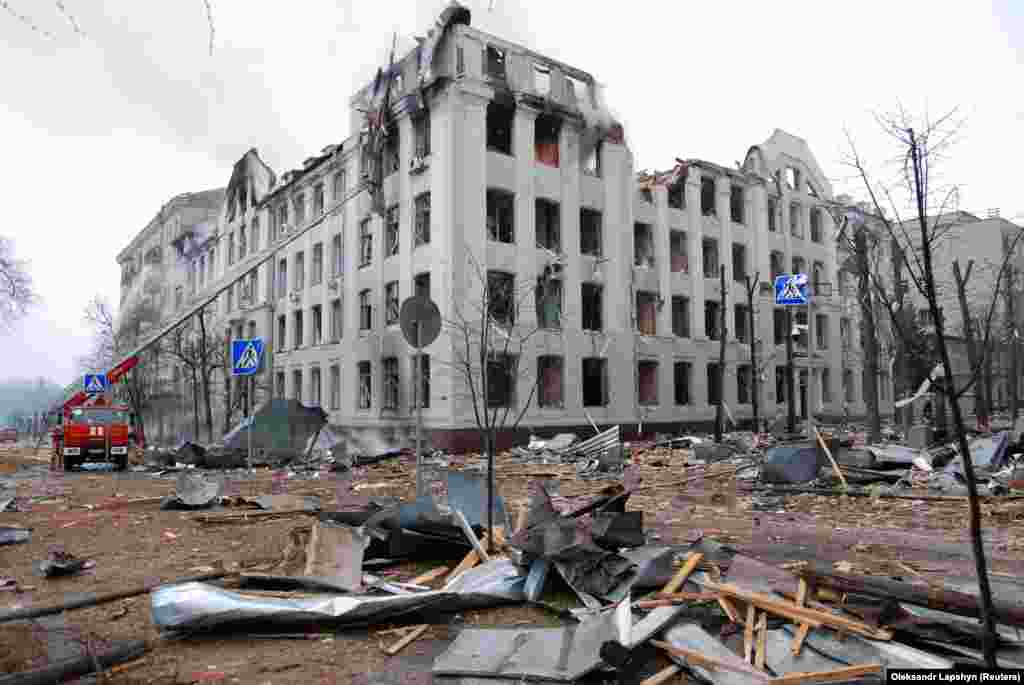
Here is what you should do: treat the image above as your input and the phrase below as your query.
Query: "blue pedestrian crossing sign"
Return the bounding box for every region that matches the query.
[231,338,264,376]
[83,373,109,394]
[774,273,810,306]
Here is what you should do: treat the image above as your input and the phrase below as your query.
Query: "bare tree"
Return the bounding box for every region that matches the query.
[0,236,37,331]
[844,106,1024,666]
[442,249,542,549]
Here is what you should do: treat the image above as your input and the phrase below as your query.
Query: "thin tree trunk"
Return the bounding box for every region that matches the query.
[855,228,882,443]
[746,275,759,432]
[197,310,214,443]
[190,366,200,441]
[910,129,997,667]
[1007,266,1019,422]
[954,261,988,427]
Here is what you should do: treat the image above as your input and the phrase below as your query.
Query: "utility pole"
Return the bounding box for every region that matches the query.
[715,266,727,443]
[746,273,760,432]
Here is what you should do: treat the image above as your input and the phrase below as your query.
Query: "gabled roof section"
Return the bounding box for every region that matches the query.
[744,129,833,199]
[223,149,277,224]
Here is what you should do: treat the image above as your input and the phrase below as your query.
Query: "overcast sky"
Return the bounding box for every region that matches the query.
[1,0,1021,387]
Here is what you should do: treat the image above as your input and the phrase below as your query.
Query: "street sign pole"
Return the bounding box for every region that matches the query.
[786,307,796,434]
[399,296,441,501]
[415,321,423,498]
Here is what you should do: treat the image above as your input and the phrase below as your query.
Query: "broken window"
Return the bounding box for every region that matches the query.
[413,111,431,158]
[359,289,372,330]
[310,367,322,406]
[276,204,289,239]
[331,234,342,277]
[770,251,785,280]
[535,114,561,167]
[840,317,851,348]
[486,353,516,407]
[414,272,430,300]
[313,183,325,217]
[358,361,372,409]
[582,358,608,407]
[795,309,809,349]
[816,313,828,349]
[294,193,306,227]
[732,243,747,282]
[415,355,430,408]
[486,102,514,155]
[408,192,431,248]
[382,357,399,410]
[329,365,340,410]
[633,223,654,268]
[533,62,551,96]
[785,167,799,191]
[293,309,304,348]
[668,183,685,210]
[582,141,601,176]
[487,271,515,326]
[385,205,399,257]
[700,177,716,216]
[734,304,749,343]
[707,363,722,406]
[277,259,287,298]
[641,188,654,205]
[227,233,235,266]
[535,200,560,251]
[792,255,806,276]
[294,251,305,291]
[636,291,658,336]
[672,296,690,338]
[776,366,787,403]
[668,231,688,273]
[225,283,233,312]
[730,185,744,224]
[737,364,752,404]
[767,197,778,232]
[535,277,562,329]
[312,243,323,285]
[293,369,303,402]
[238,225,247,260]
[580,208,602,256]
[843,368,854,403]
[582,283,603,332]
[384,124,400,176]
[330,299,342,342]
[385,281,399,325]
[822,367,831,403]
[333,169,346,204]
[277,315,286,352]
[810,207,822,243]
[790,202,801,238]
[276,371,286,399]
[674,362,692,405]
[359,218,372,267]
[638,360,658,405]
[705,300,722,341]
[702,238,719,278]
[487,189,515,243]
[537,355,563,408]
[312,304,323,345]
[812,262,826,294]
[252,217,261,252]
[485,45,506,81]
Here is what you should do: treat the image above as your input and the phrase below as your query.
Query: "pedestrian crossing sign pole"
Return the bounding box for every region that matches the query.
[231,338,264,474]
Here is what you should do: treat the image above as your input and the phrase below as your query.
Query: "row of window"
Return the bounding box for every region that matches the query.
[358,193,432,267]
[275,357,430,411]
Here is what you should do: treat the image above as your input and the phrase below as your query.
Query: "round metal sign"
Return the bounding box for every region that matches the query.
[399,296,441,349]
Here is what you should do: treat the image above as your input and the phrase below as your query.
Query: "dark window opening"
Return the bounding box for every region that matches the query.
[672,296,690,338]
[359,219,372,267]
[383,124,400,176]
[385,281,399,325]
[810,208,823,242]
[358,361,371,409]
[707,363,722,406]
[674,361,691,405]
[582,141,601,176]
[313,183,325,217]
[293,310,304,348]
[487,271,515,326]
[668,183,685,210]
[768,197,778,232]
[790,202,801,237]
[292,370,303,402]
[737,364,752,404]
[776,366,787,403]
[815,313,828,349]
[670,231,688,273]
[413,111,431,158]
[705,300,722,341]
[732,242,747,282]
[414,272,430,300]
[414,192,431,246]
[359,289,372,331]
[312,304,323,344]
[638,360,659,405]
[734,304,749,343]
[487,189,515,243]
[770,251,785,280]
[773,308,786,346]
[310,367,322,406]
[536,199,560,251]
[795,309,809,349]
[580,208,602,256]
[312,243,323,285]
[792,255,806,277]
[582,283,603,332]
[636,291,657,336]
[582,358,608,407]
[730,185,744,224]
[382,357,399,410]
[702,238,719,278]
[701,177,716,216]
[535,277,562,329]
[486,103,514,155]
[485,45,506,81]
[537,355,563,408]
[330,299,342,341]
[385,206,399,257]
[535,114,561,167]
[822,368,832,403]
[634,223,654,267]
[276,315,286,352]
[486,353,516,407]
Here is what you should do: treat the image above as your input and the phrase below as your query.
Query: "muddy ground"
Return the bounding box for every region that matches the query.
[2,443,1024,684]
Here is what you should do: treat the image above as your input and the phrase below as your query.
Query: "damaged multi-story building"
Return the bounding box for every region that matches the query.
[115,4,881,448]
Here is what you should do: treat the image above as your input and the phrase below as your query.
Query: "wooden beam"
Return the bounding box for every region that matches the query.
[635,593,719,610]
[814,427,847,488]
[718,596,741,623]
[651,640,769,681]
[640,664,682,685]
[660,553,704,596]
[744,603,756,663]
[410,566,449,586]
[792,578,811,656]
[383,624,430,656]
[754,612,768,671]
[769,664,882,685]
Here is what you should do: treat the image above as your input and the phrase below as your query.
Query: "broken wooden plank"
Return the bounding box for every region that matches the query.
[718,595,741,624]
[445,536,489,582]
[651,640,770,681]
[515,505,528,533]
[453,509,490,562]
[660,552,704,596]
[792,578,811,656]
[743,603,756,663]
[754,612,768,671]
[640,664,682,685]
[410,566,449,586]
[814,427,847,489]
[769,663,882,685]
[383,624,430,656]
[635,593,719,610]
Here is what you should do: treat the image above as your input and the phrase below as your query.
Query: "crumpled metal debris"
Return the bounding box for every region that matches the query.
[37,549,95,578]
[151,558,525,632]
[160,471,223,510]
[0,526,31,545]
